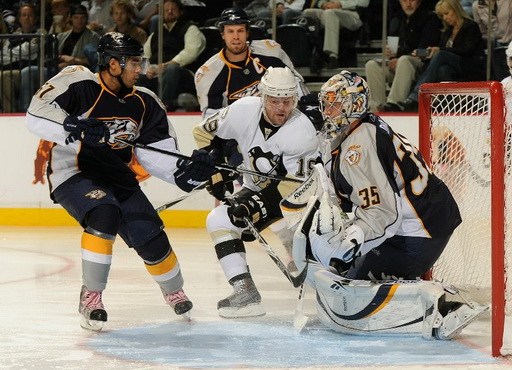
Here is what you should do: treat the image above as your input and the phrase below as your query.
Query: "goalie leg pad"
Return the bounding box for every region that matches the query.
[314,270,447,336]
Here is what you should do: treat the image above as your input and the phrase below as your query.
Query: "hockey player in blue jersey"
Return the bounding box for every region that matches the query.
[26,32,216,330]
[287,70,488,339]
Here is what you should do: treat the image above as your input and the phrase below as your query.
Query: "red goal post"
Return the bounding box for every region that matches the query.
[418,81,511,357]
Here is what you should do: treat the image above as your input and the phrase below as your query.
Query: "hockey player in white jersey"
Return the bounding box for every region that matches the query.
[193,66,320,318]
[25,32,216,330]
[286,70,488,339]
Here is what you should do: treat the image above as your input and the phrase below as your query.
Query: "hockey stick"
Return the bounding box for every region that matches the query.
[155,182,207,213]
[293,283,309,332]
[225,196,308,288]
[114,138,302,184]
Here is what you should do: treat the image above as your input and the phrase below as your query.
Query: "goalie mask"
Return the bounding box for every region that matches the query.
[259,66,298,126]
[97,32,148,74]
[318,70,369,137]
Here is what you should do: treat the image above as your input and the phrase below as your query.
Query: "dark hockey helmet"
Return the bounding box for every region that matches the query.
[97,32,147,72]
[218,7,250,31]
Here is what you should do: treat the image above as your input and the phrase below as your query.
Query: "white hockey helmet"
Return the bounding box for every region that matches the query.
[259,66,297,99]
[318,70,369,137]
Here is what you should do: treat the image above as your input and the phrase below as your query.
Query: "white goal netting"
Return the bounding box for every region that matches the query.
[419,81,511,357]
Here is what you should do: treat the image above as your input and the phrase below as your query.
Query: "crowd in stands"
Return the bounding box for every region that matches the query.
[0,0,510,113]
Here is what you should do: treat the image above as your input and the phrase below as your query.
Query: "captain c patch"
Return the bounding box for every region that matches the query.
[344,145,361,166]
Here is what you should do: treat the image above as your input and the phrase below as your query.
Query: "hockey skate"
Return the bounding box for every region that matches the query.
[217,276,266,318]
[164,288,193,320]
[79,285,107,331]
[435,301,489,340]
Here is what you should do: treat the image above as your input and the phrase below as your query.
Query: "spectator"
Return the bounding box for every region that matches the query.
[106,0,147,45]
[460,0,473,16]
[473,0,511,81]
[398,0,484,112]
[48,0,71,34]
[133,0,158,32]
[57,4,100,71]
[501,41,512,123]
[1,3,41,113]
[87,0,115,35]
[258,0,307,25]
[365,0,442,112]
[302,0,370,69]
[137,0,205,112]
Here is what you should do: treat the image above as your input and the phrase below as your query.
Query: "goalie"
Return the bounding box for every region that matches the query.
[286,71,488,339]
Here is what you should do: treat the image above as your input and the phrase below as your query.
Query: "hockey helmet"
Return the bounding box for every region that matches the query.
[318,70,369,137]
[259,66,297,98]
[259,67,298,125]
[97,32,148,73]
[218,7,250,31]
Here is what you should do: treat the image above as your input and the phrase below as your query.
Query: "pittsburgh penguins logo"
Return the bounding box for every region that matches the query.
[248,147,283,188]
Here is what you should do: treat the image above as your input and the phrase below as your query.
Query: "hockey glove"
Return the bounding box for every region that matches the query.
[206,170,237,201]
[228,191,269,228]
[63,116,110,146]
[174,149,216,192]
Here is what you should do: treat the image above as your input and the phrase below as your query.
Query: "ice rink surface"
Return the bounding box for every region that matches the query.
[1,226,511,370]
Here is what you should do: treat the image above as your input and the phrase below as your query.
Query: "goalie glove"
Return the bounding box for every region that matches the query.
[63,116,110,146]
[309,193,363,267]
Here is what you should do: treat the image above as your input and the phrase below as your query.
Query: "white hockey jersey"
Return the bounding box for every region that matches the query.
[194,96,320,197]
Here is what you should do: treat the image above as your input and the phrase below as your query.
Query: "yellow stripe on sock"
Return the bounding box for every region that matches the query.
[145,252,178,276]
[81,232,114,255]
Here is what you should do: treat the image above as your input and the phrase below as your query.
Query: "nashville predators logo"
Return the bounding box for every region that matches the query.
[345,145,361,166]
[85,190,107,200]
[105,118,138,148]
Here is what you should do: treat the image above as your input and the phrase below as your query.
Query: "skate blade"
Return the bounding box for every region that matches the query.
[218,303,266,319]
[438,304,489,339]
[181,311,192,322]
[80,316,105,332]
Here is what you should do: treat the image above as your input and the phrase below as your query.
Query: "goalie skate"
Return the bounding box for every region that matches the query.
[218,276,265,318]
[164,289,193,320]
[79,285,107,331]
[435,302,489,340]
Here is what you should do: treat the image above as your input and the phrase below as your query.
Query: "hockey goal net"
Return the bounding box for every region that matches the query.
[418,81,511,357]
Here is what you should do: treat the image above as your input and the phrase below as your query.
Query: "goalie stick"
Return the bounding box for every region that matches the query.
[225,195,308,288]
[114,138,302,184]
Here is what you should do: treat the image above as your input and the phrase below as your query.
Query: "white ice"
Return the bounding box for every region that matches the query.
[1,226,511,370]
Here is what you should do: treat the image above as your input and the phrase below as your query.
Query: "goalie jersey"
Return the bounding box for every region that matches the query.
[26,65,179,199]
[330,113,461,255]
[194,39,306,118]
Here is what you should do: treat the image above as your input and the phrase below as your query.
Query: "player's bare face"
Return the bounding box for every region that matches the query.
[265,97,294,126]
[399,0,420,17]
[222,25,249,57]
